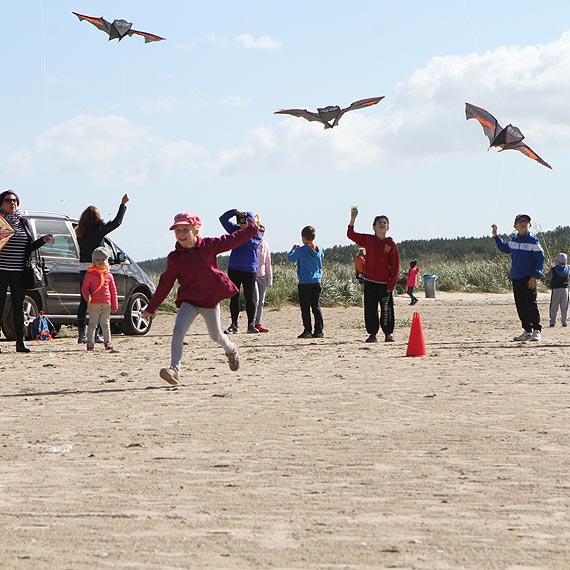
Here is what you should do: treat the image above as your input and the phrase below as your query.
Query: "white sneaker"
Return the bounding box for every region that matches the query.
[530,330,542,341]
[513,331,532,341]
[159,367,179,385]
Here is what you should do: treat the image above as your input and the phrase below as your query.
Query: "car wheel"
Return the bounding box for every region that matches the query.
[121,292,152,335]
[3,295,40,341]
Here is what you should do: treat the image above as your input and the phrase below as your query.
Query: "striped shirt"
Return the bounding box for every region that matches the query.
[0,217,29,271]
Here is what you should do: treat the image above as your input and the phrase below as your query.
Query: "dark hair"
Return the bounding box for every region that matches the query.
[410,260,417,266]
[373,215,389,226]
[75,205,103,237]
[0,189,20,207]
[301,225,316,241]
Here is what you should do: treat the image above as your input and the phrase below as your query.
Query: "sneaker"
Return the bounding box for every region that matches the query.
[411,298,418,305]
[224,323,238,335]
[513,331,532,341]
[227,351,240,371]
[530,330,542,341]
[86,343,95,351]
[159,367,179,385]
[550,324,555,327]
[247,323,259,334]
[298,331,313,339]
[312,332,324,338]
[385,334,395,342]
[77,335,87,344]
[104,342,118,353]
[94,335,104,344]
[255,324,269,333]
[365,334,377,343]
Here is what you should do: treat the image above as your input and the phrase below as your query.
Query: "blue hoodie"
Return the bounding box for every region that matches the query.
[288,244,324,284]
[495,232,544,280]
[219,209,262,273]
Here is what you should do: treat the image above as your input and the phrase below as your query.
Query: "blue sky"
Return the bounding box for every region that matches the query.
[2,1,570,261]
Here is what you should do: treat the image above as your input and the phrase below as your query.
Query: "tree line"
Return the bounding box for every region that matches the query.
[138,225,570,273]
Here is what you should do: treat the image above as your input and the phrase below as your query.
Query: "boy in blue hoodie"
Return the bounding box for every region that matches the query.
[492,214,545,341]
[288,226,324,338]
[545,252,569,327]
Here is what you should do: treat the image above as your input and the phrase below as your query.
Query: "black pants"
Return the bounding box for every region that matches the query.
[227,268,257,326]
[77,270,87,328]
[364,281,394,336]
[406,286,417,302]
[298,283,323,334]
[512,277,541,332]
[0,270,26,341]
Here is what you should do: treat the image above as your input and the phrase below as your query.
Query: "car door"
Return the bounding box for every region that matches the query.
[29,218,80,318]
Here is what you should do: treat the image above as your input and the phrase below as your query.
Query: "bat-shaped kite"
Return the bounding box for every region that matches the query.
[72,12,165,43]
[274,97,384,129]
[465,102,552,169]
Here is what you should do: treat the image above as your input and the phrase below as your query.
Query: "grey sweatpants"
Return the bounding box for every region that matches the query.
[549,288,569,326]
[253,275,268,326]
[171,302,236,370]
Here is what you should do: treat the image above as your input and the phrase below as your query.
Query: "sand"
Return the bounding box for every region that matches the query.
[1,292,569,569]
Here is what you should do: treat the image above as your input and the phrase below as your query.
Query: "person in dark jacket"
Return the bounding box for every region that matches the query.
[75,194,129,342]
[219,208,262,334]
[0,190,54,353]
[544,252,569,327]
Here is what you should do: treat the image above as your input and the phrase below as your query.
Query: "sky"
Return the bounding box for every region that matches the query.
[2,1,570,261]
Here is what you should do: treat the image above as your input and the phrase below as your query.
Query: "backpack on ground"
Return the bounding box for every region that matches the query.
[32,311,57,340]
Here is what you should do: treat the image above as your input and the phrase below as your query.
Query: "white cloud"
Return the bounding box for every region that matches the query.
[207,32,282,50]
[236,34,282,50]
[137,97,175,113]
[222,96,249,108]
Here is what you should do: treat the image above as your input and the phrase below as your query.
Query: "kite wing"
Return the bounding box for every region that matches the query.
[72,12,112,36]
[332,96,385,127]
[127,29,166,43]
[0,216,15,252]
[274,108,324,124]
[465,102,501,145]
[510,142,553,170]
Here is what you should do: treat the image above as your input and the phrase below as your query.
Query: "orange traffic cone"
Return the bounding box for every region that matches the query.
[406,312,426,357]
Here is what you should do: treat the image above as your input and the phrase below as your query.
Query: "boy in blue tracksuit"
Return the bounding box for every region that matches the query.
[492,214,545,341]
[220,208,262,334]
[288,226,324,338]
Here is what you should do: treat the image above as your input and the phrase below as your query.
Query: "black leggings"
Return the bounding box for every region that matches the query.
[0,270,26,341]
[227,268,257,326]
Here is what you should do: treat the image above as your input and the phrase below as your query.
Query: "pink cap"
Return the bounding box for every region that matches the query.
[169,212,202,230]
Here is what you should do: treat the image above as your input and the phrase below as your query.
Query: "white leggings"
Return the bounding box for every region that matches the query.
[171,302,236,370]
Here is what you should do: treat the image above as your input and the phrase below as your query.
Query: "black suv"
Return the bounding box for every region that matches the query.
[1,210,155,341]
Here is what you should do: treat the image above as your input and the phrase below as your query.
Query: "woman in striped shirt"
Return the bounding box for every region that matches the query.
[0,190,54,353]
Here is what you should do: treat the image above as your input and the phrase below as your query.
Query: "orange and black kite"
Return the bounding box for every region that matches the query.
[465,102,551,169]
[274,97,384,129]
[72,12,165,43]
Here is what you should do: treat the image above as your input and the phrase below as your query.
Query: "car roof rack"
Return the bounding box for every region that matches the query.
[18,210,75,221]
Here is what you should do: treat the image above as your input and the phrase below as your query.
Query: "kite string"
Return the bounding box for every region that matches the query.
[120,42,128,192]
[39,0,54,199]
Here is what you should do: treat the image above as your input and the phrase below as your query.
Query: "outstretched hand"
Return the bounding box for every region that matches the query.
[491,224,498,237]
[121,193,129,205]
[350,206,358,225]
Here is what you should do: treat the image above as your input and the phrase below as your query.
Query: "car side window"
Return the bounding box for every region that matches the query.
[104,239,130,265]
[32,219,78,259]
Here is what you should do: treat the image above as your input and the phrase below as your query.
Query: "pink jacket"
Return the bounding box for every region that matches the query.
[406,266,420,287]
[82,268,118,311]
[256,239,273,285]
[147,224,259,312]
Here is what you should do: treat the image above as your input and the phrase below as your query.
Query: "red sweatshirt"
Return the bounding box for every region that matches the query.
[347,226,400,291]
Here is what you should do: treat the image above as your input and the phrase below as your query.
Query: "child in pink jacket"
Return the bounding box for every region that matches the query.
[81,247,119,352]
[405,260,420,305]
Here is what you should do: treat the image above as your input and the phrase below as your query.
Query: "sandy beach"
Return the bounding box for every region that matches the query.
[1,291,569,569]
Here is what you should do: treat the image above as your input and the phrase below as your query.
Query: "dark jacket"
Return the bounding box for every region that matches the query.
[77,204,126,262]
[219,209,262,273]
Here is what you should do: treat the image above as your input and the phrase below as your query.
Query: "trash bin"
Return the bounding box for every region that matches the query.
[423,274,438,298]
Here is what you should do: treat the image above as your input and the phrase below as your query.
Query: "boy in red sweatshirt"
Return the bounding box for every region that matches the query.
[347,207,400,343]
